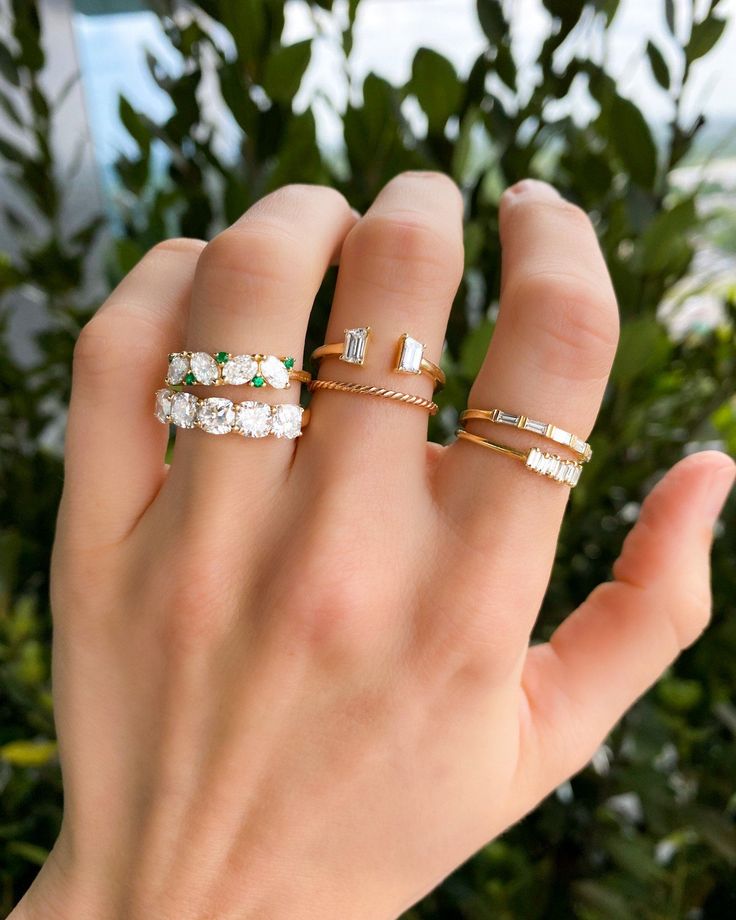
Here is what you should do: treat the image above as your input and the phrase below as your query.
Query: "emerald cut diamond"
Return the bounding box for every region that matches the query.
[396,334,425,375]
[340,327,370,365]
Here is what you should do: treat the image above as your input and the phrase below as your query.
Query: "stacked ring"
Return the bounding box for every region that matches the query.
[311,327,445,391]
[166,351,311,389]
[155,389,306,439]
[308,379,439,415]
[455,429,583,487]
[460,408,592,463]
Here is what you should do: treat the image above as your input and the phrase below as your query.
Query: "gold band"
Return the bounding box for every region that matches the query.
[309,379,438,415]
[311,329,445,391]
[460,408,592,462]
[456,429,583,487]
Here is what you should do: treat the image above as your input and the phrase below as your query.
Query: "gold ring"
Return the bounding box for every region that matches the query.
[309,379,438,415]
[460,408,592,462]
[155,389,308,439]
[456,429,583,487]
[311,328,445,391]
[166,352,311,389]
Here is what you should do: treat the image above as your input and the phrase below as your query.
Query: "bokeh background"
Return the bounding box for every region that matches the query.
[1,0,735,916]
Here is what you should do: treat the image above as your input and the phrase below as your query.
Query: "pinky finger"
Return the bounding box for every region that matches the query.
[514,451,735,806]
[58,239,204,548]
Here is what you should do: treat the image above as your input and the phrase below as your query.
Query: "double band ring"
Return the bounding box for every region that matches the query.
[460,408,592,462]
[311,328,445,391]
[309,379,438,415]
[166,351,311,389]
[456,429,583,487]
[155,389,306,439]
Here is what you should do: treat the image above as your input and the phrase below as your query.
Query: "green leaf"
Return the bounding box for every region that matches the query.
[665,0,676,34]
[658,677,703,711]
[118,96,151,155]
[687,16,727,64]
[262,39,311,104]
[639,197,698,273]
[460,320,494,378]
[542,0,586,39]
[410,47,462,134]
[6,842,49,866]
[0,42,19,85]
[609,93,658,187]
[646,40,670,90]
[0,739,57,767]
[476,0,506,44]
[611,318,671,385]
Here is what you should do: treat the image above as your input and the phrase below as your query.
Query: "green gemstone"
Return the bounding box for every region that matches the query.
[215,351,229,364]
[252,375,265,388]
[184,372,196,385]
[283,356,295,369]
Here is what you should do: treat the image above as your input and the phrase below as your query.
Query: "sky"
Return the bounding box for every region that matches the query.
[74,0,736,170]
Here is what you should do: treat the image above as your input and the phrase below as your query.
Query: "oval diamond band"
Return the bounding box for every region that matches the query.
[155,389,307,439]
[166,351,311,389]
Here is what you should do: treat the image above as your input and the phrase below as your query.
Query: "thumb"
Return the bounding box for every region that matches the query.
[516,450,735,801]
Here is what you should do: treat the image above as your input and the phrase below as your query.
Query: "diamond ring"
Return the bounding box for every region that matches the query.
[460,408,592,462]
[155,389,306,439]
[310,328,445,391]
[455,429,583,487]
[166,352,311,389]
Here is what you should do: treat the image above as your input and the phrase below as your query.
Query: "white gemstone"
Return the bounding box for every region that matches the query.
[166,354,189,385]
[270,404,303,439]
[396,334,425,374]
[527,448,542,471]
[222,354,258,385]
[341,327,369,365]
[190,352,218,385]
[154,388,172,423]
[524,418,548,435]
[570,466,582,486]
[497,411,520,426]
[197,397,234,434]
[235,400,271,438]
[260,355,290,389]
[170,392,199,429]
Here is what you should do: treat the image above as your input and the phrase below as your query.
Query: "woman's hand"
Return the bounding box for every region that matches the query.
[14,175,734,920]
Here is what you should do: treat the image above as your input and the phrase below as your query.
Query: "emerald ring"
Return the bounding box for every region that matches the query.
[165,351,311,389]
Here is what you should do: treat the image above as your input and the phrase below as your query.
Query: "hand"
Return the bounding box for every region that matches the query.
[14,175,734,920]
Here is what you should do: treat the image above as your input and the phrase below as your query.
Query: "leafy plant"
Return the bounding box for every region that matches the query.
[1,0,734,916]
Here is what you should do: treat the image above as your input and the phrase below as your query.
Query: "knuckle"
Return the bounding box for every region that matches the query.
[344,210,463,298]
[197,223,309,291]
[507,271,619,381]
[73,310,160,379]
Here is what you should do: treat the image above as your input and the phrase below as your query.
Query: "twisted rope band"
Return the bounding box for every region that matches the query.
[308,379,438,415]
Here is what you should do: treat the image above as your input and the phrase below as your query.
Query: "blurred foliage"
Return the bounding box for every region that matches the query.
[1,0,735,916]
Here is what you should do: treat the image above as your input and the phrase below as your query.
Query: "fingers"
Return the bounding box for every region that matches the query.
[59,239,204,544]
[514,452,735,807]
[437,180,619,612]
[168,186,356,496]
[305,172,464,474]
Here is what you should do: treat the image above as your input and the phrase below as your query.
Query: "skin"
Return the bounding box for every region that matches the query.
[10,174,734,920]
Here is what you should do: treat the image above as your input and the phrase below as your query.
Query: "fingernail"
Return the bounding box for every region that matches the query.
[505,178,561,201]
[703,459,736,523]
